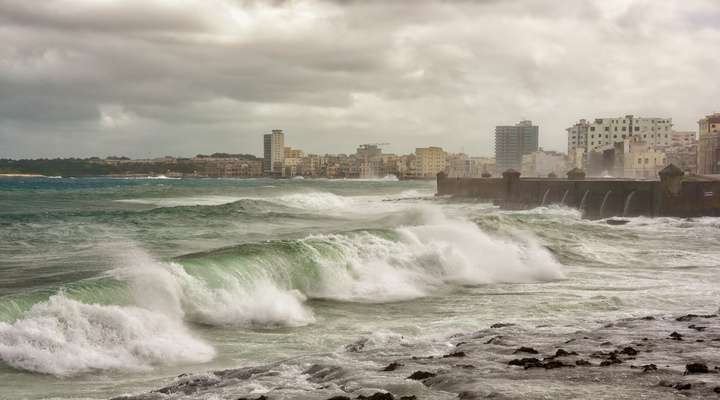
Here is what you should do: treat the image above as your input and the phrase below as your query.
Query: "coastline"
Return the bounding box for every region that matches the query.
[111,310,720,400]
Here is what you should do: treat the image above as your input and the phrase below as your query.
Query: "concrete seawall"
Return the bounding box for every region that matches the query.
[437,165,720,218]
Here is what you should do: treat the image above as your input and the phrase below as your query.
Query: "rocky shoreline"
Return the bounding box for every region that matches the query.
[112,310,720,400]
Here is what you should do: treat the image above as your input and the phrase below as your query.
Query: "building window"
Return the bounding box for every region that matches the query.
[622,127,626,131]
[613,135,617,139]
[590,127,595,131]
[605,127,609,132]
[634,127,639,131]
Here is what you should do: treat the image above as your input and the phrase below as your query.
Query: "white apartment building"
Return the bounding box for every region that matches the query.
[568,116,673,166]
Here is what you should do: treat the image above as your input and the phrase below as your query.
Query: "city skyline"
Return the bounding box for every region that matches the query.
[1,0,718,159]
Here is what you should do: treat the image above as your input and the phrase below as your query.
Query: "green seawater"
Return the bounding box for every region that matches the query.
[1,177,719,399]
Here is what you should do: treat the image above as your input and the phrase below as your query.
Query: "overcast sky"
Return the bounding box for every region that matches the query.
[1,0,718,158]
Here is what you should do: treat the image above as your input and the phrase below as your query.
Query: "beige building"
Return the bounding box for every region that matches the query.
[415,146,447,178]
[622,139,667,179]
[521,150,569,178]
[697,113,720,175]
[263,129,285,175]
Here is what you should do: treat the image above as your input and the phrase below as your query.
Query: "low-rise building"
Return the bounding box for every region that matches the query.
[415,146,447,178]
[521,150,569,178]
[697,113,720,175]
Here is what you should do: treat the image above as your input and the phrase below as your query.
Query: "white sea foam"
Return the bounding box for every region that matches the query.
[306,207,564,302]
[0,294,215,376]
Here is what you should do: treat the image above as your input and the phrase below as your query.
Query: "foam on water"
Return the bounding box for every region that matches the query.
[0,294,215,376]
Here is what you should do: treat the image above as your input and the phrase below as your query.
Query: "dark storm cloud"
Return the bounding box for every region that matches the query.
[0,0,718,158]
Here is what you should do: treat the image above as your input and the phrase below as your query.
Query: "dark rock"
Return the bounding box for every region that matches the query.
[600,352,622,366]
[669,331,683,341]
[606,219,629,226]
[407,371,436,380]
[688,324,706,331]
[553,349,577,358]
[382,362,403,372]
[620,346,638,356]
[575,359,592,366]
[673,383,692,390]
[237,397,268,400]
[714,387,720,394]
[443,351,466,358]
[641,364,658,372]
[685,363,709,374]
[325,397,351,400]
[676,314,698,322]
[508,358,543,369]
[345,338,368,352]
[543,360,570,369]
[484,336,502,344]
[399,396,417,400]
[490,323,515,328]
[513,346,538,354]
[357,393,394,400]
[640,316,655,320]
[600,341,613,346]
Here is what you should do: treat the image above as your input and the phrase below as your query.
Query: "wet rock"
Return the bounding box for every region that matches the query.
[552,349,577,358]
[508,358,543,369]
[443,351,467,358]
[640,316,655,320]
[620,346,638,356]
[676,314,698,322]
[669,331,683,341]
[685,363,709,374]
[599,352,622,366]
[543,360,570,369]
[325,396,351,400]
[714,387,720,394]
[513,346,538,354]
[345,338,369,352]
[357,393,394,400]
[688,324,706,331]
[575,359,592,366]
[398,396,417,400]
[406,371,436,380]
[600,341,613,346]
[641,364,658,372]
[237,396,268,400]
[490,323,515,329]
[382,362,403,372]
[606,219,630,226]
[673,383,692,390]
[484,336,503,345]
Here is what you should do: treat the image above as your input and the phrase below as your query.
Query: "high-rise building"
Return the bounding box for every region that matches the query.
[263,129,285,175]
[495,120,539,172]
[697,113,720,175]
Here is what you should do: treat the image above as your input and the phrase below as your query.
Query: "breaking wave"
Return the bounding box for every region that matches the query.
[0,206,562,375]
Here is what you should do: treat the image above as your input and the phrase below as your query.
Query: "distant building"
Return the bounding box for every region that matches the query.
[622,139,667,179]
[415,146,447,178]
[665,131,697,175]
[567,115,673,172]
[583,115,672,153]
[566,119,589,168]
[495,120,539,172]
[263,129,285,175]
[521,150,569,178]
[697,113,720,175]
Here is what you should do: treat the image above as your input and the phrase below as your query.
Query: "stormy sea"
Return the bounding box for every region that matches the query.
[1,177,719,399]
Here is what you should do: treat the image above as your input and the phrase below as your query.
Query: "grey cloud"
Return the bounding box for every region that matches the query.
[1,0,719,158]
